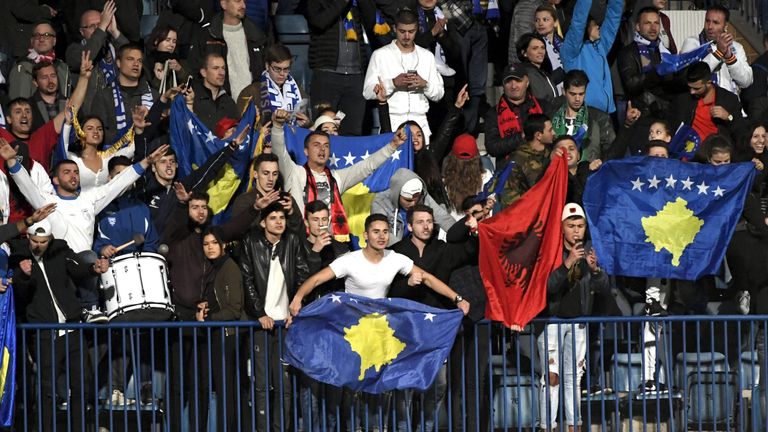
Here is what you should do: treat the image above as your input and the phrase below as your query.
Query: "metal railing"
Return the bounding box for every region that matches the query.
[9,316,768,431]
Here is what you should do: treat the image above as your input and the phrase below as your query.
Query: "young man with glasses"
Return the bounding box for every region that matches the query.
[9,21,71,100]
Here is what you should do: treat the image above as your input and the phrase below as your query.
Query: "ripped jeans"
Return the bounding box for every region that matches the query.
[537,322,587,429]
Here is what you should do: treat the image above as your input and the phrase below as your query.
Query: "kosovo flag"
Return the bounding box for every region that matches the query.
[283,127,413,247]
[656,42,713,75]
[285,292,462,393]
[668,123,701,161]
[583,157,755,280]
[478,154,568,329]
[0,281,16,427]
[169,96,260,221]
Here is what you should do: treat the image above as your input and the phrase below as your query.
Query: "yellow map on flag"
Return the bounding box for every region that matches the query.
[344,313,406,380]
[641,197,704,266]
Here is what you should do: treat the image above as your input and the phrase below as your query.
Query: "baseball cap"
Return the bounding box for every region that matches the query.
[400,178,423,199]
[451,134,479,159]
[28,219,52,237]
[503,63,528,83]
[214,117,239,139]
[311,115,338,131]
[562,203,586,221]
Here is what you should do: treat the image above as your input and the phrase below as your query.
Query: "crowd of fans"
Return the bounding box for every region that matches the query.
[1,0,768,430]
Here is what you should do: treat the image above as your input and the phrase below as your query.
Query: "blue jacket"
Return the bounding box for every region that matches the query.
[559,0,622,113]
[94,195,159,256]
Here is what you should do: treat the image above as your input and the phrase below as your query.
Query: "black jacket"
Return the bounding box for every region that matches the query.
[301,238,350,301]
[484,93,550,163]
[239,228,310,319]
[189,13,269,92]
[90,78,159,144]
[11,239,98,323]
[617,41,683,119]
[445,216,487,323]
[192,79,239,131]
[671,86,747,154]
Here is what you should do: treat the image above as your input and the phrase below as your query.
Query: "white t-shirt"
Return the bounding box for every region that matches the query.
[264,251,289,320]
[329,250,414,299]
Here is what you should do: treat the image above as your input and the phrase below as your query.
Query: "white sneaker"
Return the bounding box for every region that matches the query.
[737,291,750,315]
[110,389,125,406]
[84,307,108,324]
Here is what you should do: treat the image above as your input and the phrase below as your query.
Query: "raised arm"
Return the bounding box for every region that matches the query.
[54,50,94,134]
[288,266,338,316]
[335,128,405,192]
[2,139,51,210]
[408,264,469,315]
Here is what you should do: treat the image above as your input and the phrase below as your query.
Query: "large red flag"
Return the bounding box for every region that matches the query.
[479,154,568,329]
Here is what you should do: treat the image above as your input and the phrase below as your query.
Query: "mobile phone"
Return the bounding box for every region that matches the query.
[184,75,193,88]
[407,69,417,75]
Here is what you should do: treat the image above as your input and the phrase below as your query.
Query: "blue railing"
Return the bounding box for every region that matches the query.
[10,316,768,431]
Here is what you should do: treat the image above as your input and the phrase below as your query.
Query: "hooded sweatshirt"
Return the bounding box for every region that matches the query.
[371,168,456,246]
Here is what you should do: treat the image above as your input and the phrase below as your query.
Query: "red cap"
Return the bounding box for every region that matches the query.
[451,134,479,159]
[214,117,239,139]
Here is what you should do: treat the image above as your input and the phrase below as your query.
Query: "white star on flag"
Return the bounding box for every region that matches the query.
[343,152,356,166]
[391,149,402,161]
[631,177,645,191]
[329,153,339,167]
[697,181,709,195]
[681,177,694,190]
[350,298,359,303]
[665,174,677,188]
[330,294,342,303]
[361,150,370,160]
[713,186,725,197]
[424,313,435,322]
[648,175,661,189]
[205,131,216,143]
[187,119,197,134]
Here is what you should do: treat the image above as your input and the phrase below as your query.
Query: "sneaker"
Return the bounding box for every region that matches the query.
[637,380,669,396]
[84,307,108,324]
[110,389,125,406]
[586,385,613,397]
[737,290,751,315]
[644,299,668,317]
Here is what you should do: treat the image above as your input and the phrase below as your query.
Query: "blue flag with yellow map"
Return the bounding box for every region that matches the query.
[583,157,755,280]
[285,292,462,394]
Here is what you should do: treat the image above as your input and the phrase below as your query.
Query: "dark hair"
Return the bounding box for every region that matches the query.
[645,140,669,154]
[686,61,712,83]
[524,113,550,142]
[107,155,133,174]
[406,204,433,224]
[52,159,78,177]
[706,4,730,22]
[636,6,660,21]
[461,195,481,212]
[7,97,31,111]
[553,135,577,148]
[33,20,55,34]
[516,33,546,63]
[148,23,178,51]
[583,15,598,42]
[313,101,335,120]
[703,134,733,159]
[303,130,330,148]
[534,5,557,22]
[67,115,104,156]
[32,61,55,80]
[395,8,418,26]
[201,226,225,250]
[253,152,279,170]
[189,191,209,203]
[202,52,225,69]
[118,42,144,60]
[266,44,292,64]
[563,69,590,90]
[364,213,389,232]
[261,202,287,219]
[650,119,672,136]
[305,200,329,216]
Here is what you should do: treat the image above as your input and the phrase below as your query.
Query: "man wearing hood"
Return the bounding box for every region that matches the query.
[371,168,456,246]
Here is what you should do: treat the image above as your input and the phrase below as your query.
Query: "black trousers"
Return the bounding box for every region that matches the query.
[251,328,293,432]
[310,70,366,136]
[449,322,490,432]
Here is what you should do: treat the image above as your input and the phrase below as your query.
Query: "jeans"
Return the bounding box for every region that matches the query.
[310,70,366,136]
[538,322,587,429]
[299,372,341,432]
[395,364,447,432]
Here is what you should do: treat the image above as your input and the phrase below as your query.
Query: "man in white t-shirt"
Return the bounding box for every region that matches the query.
[289,213,469,315]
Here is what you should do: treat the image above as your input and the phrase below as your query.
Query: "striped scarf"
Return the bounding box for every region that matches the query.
[635,31,670,73]
[472,0,500,19]
[343,1,390,41]
[417,6,455,76]
[259,70,301,114]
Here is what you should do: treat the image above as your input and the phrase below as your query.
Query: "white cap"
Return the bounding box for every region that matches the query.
[28,219,52,237]
[311,115,338,131]
[562,203,586,221]
[400,178,423,199]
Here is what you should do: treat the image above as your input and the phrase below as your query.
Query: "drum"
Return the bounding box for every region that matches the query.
[100,252,174,322]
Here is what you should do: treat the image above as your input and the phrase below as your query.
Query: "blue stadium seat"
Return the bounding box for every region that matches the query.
[685,371,737,429]
[611,352,643,393]
[674,351,726,393]
[738,350,760,390]
[492,373,538,428]
[274,15,311,94]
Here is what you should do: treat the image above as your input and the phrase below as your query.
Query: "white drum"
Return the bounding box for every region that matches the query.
[100,252,174,321]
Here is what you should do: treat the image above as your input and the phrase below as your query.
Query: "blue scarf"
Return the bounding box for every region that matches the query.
[259,70,301,116]
[634,32,669,73]
[472,0,500,19]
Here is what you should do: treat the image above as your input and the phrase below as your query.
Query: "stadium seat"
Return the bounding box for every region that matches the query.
[685,371,737,429]
[674,351,726,393]
[492,373,538,429]
[611,352,643,393]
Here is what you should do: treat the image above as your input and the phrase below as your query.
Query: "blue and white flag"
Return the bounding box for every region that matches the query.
[656,42,713,76]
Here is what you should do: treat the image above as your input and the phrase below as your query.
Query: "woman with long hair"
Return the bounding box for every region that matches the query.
[145,23,189,92]
[517,33,562,104]
[442,134,485,218]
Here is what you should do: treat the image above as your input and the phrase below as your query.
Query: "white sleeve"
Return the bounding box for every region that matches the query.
[328,253,353,279]
[423,56,445,102]
[362,50,394,99]
[30,162,54,195]
[727,44,753,88]
[396,253,414,276]
[89,163,141,214]
[8,163,50,210]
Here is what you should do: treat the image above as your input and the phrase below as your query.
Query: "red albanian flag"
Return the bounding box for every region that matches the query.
[479,153,568,329]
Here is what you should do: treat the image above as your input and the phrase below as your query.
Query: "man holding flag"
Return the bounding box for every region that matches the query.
[270,109,408,240]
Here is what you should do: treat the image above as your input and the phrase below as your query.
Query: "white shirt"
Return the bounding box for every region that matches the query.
[680,37,753,95]
[223,22,252,101]
[329,249,414,299]
[264,246,289,320]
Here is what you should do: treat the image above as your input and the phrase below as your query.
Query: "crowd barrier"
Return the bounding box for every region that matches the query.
[10,316,768,431]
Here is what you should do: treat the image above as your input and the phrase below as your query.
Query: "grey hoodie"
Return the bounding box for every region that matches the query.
[371,168,456,246]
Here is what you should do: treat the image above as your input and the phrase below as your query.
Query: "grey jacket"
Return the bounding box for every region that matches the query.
[8,58,70,100]
[371,168,456,246]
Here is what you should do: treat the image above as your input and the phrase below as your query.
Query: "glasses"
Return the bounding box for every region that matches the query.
[269,65,291,74]
[33,32,56,40]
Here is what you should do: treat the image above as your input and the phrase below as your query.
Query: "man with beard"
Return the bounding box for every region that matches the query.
[29,61,67,131]
[672,61,745,145]
[192,52,239,131]
[0,138,169,322]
